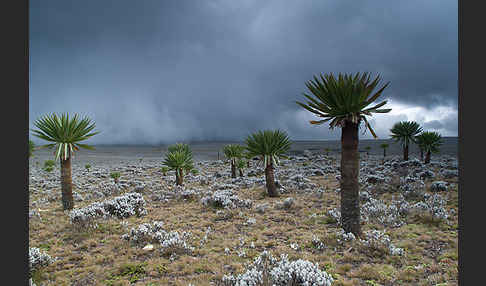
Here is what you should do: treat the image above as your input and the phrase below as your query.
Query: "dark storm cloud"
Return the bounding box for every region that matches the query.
[29,0,457,144]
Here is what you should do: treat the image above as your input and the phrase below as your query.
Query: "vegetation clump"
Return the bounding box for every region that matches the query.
[69,192,147,229]
[201,189,252,209]
[110,171,121,184]
[122,221,194,257]
[29,247,55,277]
[160,166,169,176]
[359,230,404,256]
[43,160,55,172]
[222,251,334,286]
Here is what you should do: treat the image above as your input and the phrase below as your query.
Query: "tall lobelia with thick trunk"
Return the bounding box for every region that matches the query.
[163,143,194,186]
[390,121,422,161]
[245,130,292,198]
[223,144,245,178]
[296,72,391,237]
[31,113,99,210]
[415,131,443,164]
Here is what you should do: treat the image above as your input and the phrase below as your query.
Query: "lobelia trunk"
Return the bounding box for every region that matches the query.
[383,148,386,158]
[239,168,243,177]
[176,169,183,185]
[420,149,424,161]
[340,121,361,237]
[403,145,409,161]
[231,160,236,178]
[60,155,74,210]
[264,162,279,197]
[425,151,431,164]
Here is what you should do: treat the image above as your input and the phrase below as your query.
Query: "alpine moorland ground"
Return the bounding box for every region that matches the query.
[29,152,458,286]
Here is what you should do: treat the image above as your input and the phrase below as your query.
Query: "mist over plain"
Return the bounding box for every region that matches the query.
[29,0,457,145]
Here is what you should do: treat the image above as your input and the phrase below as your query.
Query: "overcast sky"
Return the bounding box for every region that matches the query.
[29,0,457,144]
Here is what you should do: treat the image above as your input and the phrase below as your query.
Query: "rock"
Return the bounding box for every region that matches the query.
[255,203,268,214]
[29,209,41,220]
[359,191,371,202]
[282,197,295,209]
[143,244,154,251]
[133,185,146,193]
[246,218,256,225]
[73,191,84,202]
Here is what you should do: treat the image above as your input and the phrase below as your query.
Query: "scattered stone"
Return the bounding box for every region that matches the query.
[143,244,154,251]
[255,203,268,214]
[283,197,295,209]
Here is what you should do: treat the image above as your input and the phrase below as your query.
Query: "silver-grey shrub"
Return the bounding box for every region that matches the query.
[221,251,334,286]
[359,230,404,256]
[430,181,448,192]
[69,192,147,228]
[411,193,449,221]
[122,221,194,257]
[29,247,55,277]
[200,189,252,209]
[361,196,409,228]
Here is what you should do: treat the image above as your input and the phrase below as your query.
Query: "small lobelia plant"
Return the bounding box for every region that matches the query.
[324,147,331,156]
[110,171,121,184]
[160,166,169,176]
[415,131,443,164]
[44,160,55,168]
[380,143,389,158]
[163,143,194,186]
[365,146,371,156]
[43,160,55,172]
[237,158,247,177]
[85,164,91,172]
[223,144,245,178]
[242,151,253,168]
